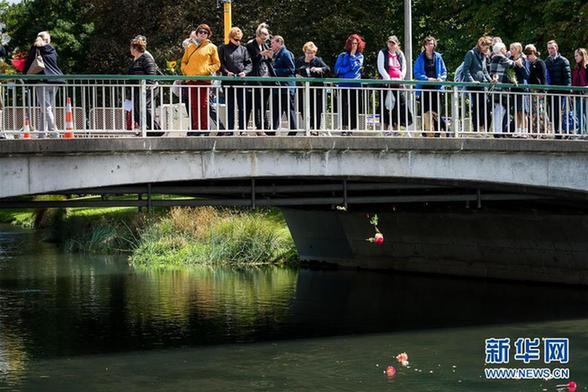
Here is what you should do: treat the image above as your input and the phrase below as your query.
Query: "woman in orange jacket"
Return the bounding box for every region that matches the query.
[181,24,221,134]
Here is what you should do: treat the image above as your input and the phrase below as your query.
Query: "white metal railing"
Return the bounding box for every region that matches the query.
[0,75,586,139]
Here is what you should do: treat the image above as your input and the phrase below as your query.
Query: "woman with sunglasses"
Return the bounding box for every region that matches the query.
[246,23,275,133]
[180,23,220,135]
[219,27,252,134]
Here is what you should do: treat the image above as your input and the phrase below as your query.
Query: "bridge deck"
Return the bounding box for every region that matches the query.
[2,136,588,155]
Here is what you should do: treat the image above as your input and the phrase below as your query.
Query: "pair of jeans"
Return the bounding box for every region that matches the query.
[131,86,162,136]
[248,82,272,131]
[575,95,587,134]
[468,86,489,132]
[298,87,324,130]
[224,84,248,131]
[384,88,413,127]
[35,85,58,138]
[339,87,359,130]
[270,87,297,135]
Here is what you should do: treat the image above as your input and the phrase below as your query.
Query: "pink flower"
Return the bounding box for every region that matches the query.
[384,365,396,378]
[374,233,384,245]
[396,352,409,366]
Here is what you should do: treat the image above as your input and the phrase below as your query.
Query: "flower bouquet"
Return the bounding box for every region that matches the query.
[11,51,27,73]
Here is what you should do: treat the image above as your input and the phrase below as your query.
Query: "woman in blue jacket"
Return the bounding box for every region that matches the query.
[414,36,447,136]
[334,34,364,133]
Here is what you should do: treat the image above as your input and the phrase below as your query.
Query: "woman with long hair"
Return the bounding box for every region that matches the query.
[572,48,588,134]
[378,35,413,134]
[334,34,364,134]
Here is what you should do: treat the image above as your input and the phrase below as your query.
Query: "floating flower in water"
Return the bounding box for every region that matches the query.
[557,381,577,392]
[384,365,396,378]
[396,352,409,367]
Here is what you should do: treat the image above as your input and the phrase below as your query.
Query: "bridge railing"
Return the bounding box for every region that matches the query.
[0,75,586,139]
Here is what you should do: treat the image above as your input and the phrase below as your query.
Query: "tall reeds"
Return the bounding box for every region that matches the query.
[130,207,297,267]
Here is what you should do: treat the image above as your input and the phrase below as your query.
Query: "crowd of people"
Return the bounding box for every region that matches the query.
[18,25,588,137]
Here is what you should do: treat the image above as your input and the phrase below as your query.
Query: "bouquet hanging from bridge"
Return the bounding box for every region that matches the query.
[366,214,384,245]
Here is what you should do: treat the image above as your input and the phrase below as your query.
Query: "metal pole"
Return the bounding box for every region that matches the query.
[404,0,413,80]
[223,0,232,45]
[140,79,147,137]
[452,86,460,137]
[304,81,311,135]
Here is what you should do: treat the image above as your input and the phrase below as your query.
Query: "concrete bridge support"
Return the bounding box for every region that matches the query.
[282,208,588,285]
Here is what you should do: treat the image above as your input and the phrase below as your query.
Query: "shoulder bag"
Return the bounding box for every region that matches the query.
[27,49,45,75]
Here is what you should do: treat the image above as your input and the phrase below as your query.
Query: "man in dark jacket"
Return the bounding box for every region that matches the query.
[24,31,63,138]
[545,40,572,134]
[270,35,297,135]
[246,22,274,132]
[219,27,252,133]
[462,36,492,133]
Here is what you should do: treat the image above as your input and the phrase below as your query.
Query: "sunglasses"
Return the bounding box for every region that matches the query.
[197,30,209,35]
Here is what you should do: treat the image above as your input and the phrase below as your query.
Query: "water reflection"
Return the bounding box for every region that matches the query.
[1,225,588,390]
[124,267,299,345]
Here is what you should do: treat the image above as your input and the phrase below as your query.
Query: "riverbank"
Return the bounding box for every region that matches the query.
[0,206,297,266]
[130,207,297,267]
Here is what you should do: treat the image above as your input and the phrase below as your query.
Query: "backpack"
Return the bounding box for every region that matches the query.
[454,62,465,82]
[453,62,465,90]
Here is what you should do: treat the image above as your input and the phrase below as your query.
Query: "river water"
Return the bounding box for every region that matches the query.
[0,225,587,391]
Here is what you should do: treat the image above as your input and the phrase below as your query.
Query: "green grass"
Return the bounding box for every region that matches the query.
[130,207,298,267]
[0,209,36,228]
[1,204,298,266]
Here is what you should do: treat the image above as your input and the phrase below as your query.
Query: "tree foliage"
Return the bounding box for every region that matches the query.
[0,0,585,75]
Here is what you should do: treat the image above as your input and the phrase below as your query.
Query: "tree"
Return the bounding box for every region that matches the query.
[1,0,586,75]
[1,0,94,72]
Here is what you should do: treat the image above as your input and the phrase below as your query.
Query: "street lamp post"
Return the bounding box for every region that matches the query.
[217,0,232,44]
[404,0,412,80]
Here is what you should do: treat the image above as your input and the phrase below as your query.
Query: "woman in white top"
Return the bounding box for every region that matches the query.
[377,35,412,131]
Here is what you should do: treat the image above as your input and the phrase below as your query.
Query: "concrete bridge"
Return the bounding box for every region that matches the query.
[2,137,588,198]
[2,137,588,285]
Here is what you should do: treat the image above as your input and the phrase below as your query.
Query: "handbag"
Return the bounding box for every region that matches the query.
[171,80,183,97]
[26,49,45,75]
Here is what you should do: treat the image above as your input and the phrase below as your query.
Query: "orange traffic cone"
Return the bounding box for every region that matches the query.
[21,117,31,139]
[63,97,74,139]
